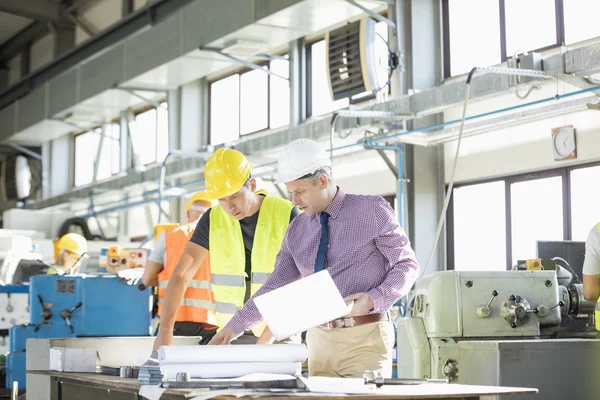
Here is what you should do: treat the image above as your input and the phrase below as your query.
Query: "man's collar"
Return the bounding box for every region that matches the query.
[323,187,345,219]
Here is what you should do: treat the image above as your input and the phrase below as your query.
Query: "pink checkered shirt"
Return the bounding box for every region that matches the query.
[226,187,420,337]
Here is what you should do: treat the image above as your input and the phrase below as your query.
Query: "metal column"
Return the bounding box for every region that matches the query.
[289,38,306,126]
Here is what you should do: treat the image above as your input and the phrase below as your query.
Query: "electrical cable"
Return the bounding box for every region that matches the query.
[405,67,477,311]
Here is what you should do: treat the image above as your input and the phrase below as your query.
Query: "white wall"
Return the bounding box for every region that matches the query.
[30,34,54,72]
[75,0,123,44]
[443,82,600,183]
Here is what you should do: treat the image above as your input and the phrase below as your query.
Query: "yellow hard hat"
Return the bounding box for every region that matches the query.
[186,191,216,212]
[204,148,253,199]
[56,233,88,257]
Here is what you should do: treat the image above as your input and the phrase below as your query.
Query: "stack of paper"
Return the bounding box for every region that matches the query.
[138,365,166,386]
[157,344,307,380]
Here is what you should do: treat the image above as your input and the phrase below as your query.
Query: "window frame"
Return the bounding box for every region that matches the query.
[72,120,121,188]
[131,99,169,166]
[442,0,566,78]
[207,53,289,145]
[446,160,600,270]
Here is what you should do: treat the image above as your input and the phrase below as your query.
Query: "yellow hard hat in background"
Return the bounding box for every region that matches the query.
[186,191,216,212]
[55,233,89,259]
[204,148,253,199]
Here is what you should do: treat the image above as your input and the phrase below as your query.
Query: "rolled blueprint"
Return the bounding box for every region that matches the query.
[158,344,307,365]
[163,362,298,379]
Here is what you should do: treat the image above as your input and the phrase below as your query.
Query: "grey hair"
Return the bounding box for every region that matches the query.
[303,166,332,185]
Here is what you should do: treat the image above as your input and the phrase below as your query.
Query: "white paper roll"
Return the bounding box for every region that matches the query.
[158,344,307,365]
[163,362,298,379]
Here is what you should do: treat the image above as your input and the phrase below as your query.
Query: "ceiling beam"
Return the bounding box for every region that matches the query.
[0,0,61,21]
[0,21,49,65]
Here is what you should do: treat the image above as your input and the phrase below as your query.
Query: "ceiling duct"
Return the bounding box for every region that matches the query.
[326,17,381,101]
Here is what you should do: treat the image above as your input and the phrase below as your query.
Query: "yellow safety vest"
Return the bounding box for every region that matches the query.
[594,222,600,331]
[209,190,292,336]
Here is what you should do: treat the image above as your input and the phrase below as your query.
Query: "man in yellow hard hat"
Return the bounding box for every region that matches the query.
[153,148,299,350]
[132,191,219,343]
[48,232,88,275]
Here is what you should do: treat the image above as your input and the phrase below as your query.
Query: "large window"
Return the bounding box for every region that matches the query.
[445,0,501,77]
[131,103,169,165]
[209,56,290,145]
[570,165,600,240]
[448,163,600,270]
[74,124,121,187]
[510,176,563,263]
[452,181,506,271]
[443,0,600,77]
[563,0,600,45]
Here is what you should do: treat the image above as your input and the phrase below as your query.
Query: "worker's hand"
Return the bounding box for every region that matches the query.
[153,328,173,351]
[208,328,234,345]
[256,327,274,345]
[344,293,375,317]
[117,268,144,286]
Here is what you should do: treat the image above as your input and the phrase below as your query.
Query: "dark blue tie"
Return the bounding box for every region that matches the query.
[314,212,330,273]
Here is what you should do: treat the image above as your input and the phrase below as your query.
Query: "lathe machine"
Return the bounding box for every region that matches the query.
[396,265,599,400]
[6,274,153,389]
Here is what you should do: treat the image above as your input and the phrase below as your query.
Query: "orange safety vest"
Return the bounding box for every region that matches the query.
[157,222,218,328]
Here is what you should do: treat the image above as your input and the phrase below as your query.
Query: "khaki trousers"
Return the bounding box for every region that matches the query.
[306,321,395,378]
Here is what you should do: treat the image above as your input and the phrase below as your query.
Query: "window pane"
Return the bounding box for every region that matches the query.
[107,123,121,175]
[133,109,158,165]
[240,70,268,135]
[96,126,112,182]
[453,181,507,271]
[448,0,501,76]
[570,166,600,241]
[511,177,563,265]
[269,58,290,129]
[310,40,349,117]
[505,0,556,57]
[157,103,169,163]
[74,132,99,187]
[564,0,600,45]
[210,75,240,145]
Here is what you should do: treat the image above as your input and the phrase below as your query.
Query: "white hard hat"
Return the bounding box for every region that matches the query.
[275,139,332,184]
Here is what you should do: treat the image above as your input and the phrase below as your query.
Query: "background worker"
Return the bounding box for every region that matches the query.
[134,191,218,343]
[582,222,600,330]
[209,139,420,379]
[47,232,88,275]
[153,148,300,350]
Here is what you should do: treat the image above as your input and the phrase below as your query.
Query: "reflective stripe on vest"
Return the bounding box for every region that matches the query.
[158,280,213,290]
[210,190,292,336]
[211,274,245,287]
[158,298,217,310]
[157,222,217,327]
[252,272,271,285]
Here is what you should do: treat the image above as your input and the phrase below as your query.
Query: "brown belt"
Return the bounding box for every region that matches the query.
[320,312,390,329]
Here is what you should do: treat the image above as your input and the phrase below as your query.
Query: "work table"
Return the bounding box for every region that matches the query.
[28,370,538,400]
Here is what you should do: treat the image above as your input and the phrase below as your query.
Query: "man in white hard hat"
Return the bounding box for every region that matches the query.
[209,138,420,378]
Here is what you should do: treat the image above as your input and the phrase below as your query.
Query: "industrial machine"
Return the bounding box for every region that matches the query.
[5,274,152,389]
[396,264,598,400]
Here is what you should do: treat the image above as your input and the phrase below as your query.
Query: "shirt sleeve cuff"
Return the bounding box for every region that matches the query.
[366,289,385,313]
[225,316,247,338]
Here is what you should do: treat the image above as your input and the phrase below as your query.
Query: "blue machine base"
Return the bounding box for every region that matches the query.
[6,275,152,389]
